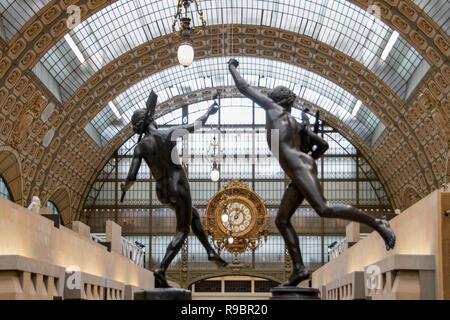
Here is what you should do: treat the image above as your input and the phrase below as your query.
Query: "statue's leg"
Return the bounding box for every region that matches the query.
[275,183,310,287]
[291,164,396,251]
[191,207,228,267]
[154,193,192,288]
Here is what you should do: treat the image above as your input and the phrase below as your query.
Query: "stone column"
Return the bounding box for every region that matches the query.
[346,222,360,245]
[106,220,122,254]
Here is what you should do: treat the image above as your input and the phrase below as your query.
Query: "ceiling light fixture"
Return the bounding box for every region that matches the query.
[172,0,206,67]
[64,33,85,63]
[210,162,220,182]
[352,100,362,116]
[381,30,399,61]
[206,135,223,182]
[108,101,121,119]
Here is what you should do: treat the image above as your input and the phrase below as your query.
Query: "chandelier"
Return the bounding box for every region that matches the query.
[172,0,206,67]
[206,136,223,182]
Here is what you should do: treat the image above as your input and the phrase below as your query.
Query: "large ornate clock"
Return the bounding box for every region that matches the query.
[204,180,268,256]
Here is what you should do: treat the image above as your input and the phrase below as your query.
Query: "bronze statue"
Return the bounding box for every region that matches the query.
[228,59,396,287]
[121,92,227,288]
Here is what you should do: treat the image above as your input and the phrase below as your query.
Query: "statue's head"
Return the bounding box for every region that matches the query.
[131,109,157,134]
[268,86,296,112]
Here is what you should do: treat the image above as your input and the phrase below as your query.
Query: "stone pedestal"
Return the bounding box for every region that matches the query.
[270,286,320,300]
[134,288,192,300]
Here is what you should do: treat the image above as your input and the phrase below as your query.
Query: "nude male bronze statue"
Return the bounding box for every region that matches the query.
[121,93,227,288]
[228,58,396,287]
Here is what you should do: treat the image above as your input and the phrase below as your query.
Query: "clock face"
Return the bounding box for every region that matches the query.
[205,180,268,255]
[220,200,253,236]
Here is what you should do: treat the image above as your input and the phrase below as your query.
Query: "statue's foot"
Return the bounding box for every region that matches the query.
[376,219,396,251]
[154,269,172,288]
[208,252,228,267]
[279,267,310,287]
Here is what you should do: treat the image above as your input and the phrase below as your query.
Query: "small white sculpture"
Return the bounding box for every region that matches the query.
[27,196,41,214]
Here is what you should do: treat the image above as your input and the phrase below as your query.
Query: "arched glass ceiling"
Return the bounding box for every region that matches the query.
[88,56,383,147]
[0,0,51,41]
[38,0,427,102]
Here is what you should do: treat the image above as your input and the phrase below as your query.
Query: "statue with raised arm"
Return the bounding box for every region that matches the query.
[121,92,227,288]
[228,59,396,287]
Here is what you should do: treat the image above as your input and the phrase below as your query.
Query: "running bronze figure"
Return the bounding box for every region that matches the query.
[121,92,227,288]
[228,59,396,287]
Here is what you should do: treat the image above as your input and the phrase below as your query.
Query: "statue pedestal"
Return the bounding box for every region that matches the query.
[134,288,192,300]
[270,286,320,300]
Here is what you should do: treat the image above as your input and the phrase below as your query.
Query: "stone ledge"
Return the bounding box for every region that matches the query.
[0,255,66,300]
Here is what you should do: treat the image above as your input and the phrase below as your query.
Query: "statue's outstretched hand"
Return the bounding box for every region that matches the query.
[208,103,220,115]
[228,58,239,68]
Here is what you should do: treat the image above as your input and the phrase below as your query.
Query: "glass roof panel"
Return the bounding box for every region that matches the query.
[0,0,51,41]
[0,174,12,200]
[39,0,427,102]
[88,56,382,146]
[412,0,449,35]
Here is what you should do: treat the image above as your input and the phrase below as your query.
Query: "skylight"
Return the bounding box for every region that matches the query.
[87,56,382,146]
[39,0,428,102]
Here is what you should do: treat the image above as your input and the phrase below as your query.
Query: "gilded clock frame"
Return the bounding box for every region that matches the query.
[205,180,268,255]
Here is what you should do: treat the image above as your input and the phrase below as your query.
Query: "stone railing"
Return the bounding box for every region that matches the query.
[64,270,126,300]
[328,233,369,261]
[90,233,145,268]
[313,190,450,300]
[322,254,436,300]
[324,271,365,300]
[0,197,154,300]
[121,237,145,268]
[327,239,347,261]
[364,254,435,300]
[0,255,65,300]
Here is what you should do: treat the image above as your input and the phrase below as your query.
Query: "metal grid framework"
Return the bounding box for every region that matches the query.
[0,175,11,200]
[38,0,427,104]
[412,0,449,34]
[84,106,392,272]
[0,0,51,41]
[89,59,383,145]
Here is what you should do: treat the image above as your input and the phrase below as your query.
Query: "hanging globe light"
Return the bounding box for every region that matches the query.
[207,134,223,182]
[210,167,220,182]
[172,1,206,67]
[228,237,234,244]
[177,41,194,67]
[210,162,220,182]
